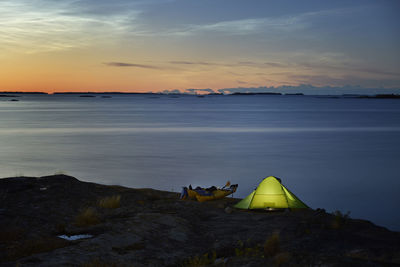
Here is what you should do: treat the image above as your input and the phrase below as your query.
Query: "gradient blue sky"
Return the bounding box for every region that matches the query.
[1,0,399,93]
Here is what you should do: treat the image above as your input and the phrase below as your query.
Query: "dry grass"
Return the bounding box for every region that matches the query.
[81,258,121,267]
[0,226,25,243]
[55,222,67,234]
[98,195,121,209]
[5,237,69,262]
[234,240,262,258]
[182,251,217,267]
[264,232,280,258]
[75,207,100,227]
[136,200,145,205]
[274,252,291,266]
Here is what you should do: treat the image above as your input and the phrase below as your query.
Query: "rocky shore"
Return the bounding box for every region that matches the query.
[0,175,399,266]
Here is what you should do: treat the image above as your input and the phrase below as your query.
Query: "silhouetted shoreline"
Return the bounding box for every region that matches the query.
[1,91,399,98]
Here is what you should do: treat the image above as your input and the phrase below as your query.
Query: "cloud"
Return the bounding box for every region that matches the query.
[264,62,286,68]
[351,67,400,77]
[119,9,312,37]
[237,61,257,65]
[187,18,271,35]
[234,61,288,69]
[287,74,350,86]
[167,60,287,69]
[169,61,214,66]
[104,62,161,69]
[149,7,360,37]
[62,0,138,17]
[1,1,375,57]
[158,16,305,37]
[294,61,400,77]
[0,0,141,53]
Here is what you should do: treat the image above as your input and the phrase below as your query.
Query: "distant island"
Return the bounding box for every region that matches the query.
[230,92,282,95]
[359,94,400,99]
[0,92,47,94]
[0,94,21,98]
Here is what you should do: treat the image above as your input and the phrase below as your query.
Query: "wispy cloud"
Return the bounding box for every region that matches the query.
[0,0,140,53]
[169,61,215,66]
[287,52,400,78]
[116,10,310,37]
[149,8,357,37]
[0,1,375,56]
[156,16,305,37]
[168,60,287,69]
[186,18,274,35]
[264,62,286,68]
[237,80,248,84]
[285,73,400,88]
[104,62,161,69]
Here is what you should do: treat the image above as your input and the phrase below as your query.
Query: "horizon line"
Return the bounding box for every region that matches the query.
[1,91,400,97]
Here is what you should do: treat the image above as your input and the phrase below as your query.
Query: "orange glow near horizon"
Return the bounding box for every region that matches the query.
[1,46,397,94]
[1,47,299,93]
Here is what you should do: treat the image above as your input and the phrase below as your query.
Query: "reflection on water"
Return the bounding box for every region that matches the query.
[0,94,399,230]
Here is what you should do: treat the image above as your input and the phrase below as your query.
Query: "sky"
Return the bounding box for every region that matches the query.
[0,0,399,93]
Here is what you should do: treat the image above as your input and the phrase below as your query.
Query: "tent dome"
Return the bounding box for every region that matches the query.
[234,176,308,209]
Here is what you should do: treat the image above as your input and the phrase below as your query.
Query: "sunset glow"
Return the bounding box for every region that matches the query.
[1,0,399,93]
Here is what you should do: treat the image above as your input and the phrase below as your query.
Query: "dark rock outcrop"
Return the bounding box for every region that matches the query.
[0,175,399,266]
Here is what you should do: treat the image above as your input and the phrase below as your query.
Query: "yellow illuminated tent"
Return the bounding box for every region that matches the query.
[234,176,309,209]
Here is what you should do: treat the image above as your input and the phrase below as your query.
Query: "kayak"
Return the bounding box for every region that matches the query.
[181,184,238,202]
[195,185,238,202]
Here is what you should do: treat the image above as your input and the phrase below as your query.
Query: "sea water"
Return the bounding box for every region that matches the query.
[1,94,399,231]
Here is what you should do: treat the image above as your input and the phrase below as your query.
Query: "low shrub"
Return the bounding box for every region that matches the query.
[98,195,121,209]
[136,200,145,205]
[331,210,351,229]
[81,258,120,267]
[274,252,291,266]
[235,240,262,258]
[75,207,100,227]
[264,232,280,258]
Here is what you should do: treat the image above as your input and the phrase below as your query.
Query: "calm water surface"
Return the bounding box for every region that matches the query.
[1,94,399,230]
